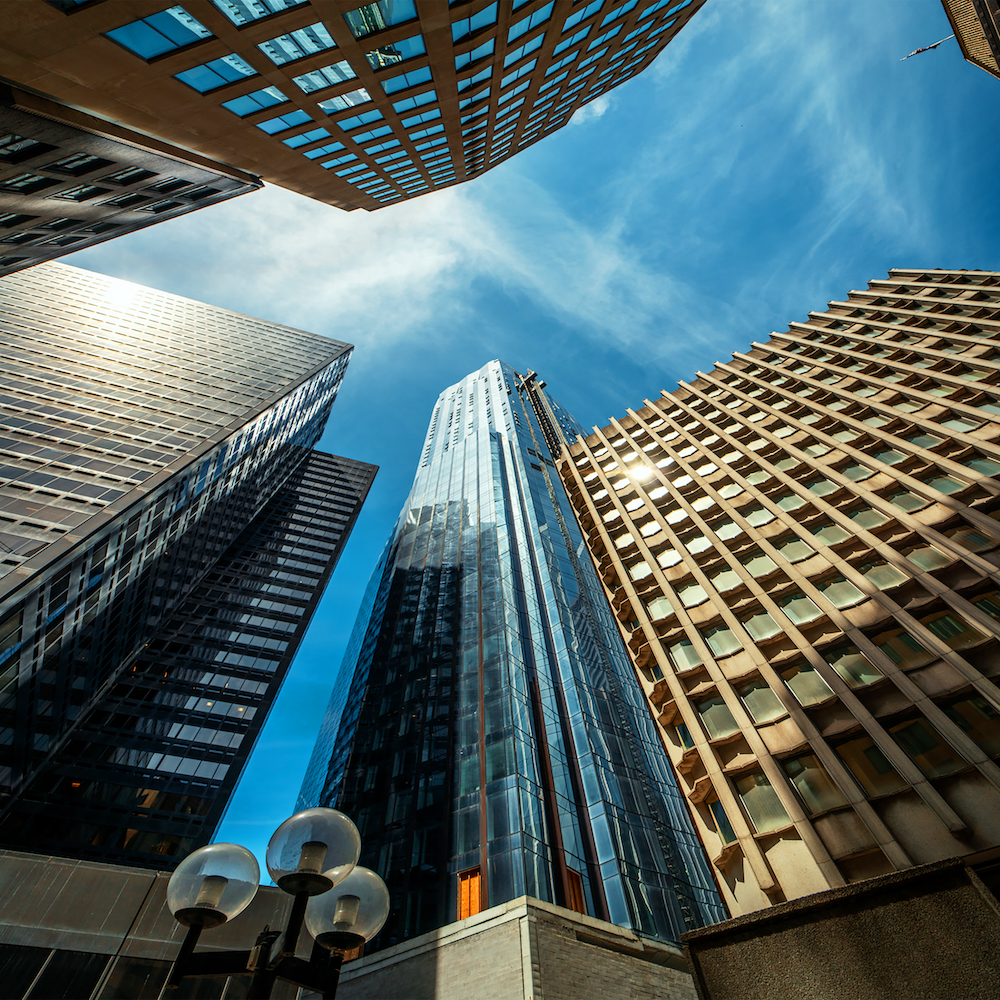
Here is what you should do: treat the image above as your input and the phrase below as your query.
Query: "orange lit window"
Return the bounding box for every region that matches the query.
[458,866,482,919]
[566,869,585,914]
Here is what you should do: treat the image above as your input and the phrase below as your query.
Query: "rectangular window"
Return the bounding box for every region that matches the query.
[781,661,833,706]
[455,38,495,71]
[888,717,965,778]
[458,868,483,920]
[835,735,907,796]
[782,754,848,815]
[696,696,739,739]
[319,89,374,114]
[209,0,308,26]
[256,110,312,134]
[175,53,257,92]
[452,2,499,42]
[259,22,337,65]
[346,0,418,38]
[734,771,790,834]
[293,62,358,94]
[738,679,785,724]
[367,33,426,69]
[871,627,933,669]
[708,797,737,844]
[380,66,432,94]
[105,6,212,59]
[920,611,986,650]
[508,0,554,42]
[826,644,882,687]
[702,625,741,657]
[943,696,1000,757]
[566,868,586,914]
[221,86,288,117]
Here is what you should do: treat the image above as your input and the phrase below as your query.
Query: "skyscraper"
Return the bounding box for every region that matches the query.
[559,268,1000,916]
[0,261,375,867]
[941,0,1000,80]
[299,360,723,953]
[2,0,704,213]
[0,81,262,277]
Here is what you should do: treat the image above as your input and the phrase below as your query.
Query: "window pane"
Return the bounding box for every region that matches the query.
[811,522,851,545]
[708,798,737,844]
[820,577,866,608]
[781,662,834,706]
[741,609,782,641]
[782,754,849,814]
[903,545,951,571]
[679,582,708,607]
[948,526,1000,552]
[697,696,739,739]
[943,696,1000,756]
[836,735,907,796]
[850,508,889,529]
[888,718,965,778]
[738,679,785,724]
[734,771,791,834]
[702,626,741,657]
[667,639,701,672]
[826,644,882,687]
[781,593,822,624]
[921,612,985,649]
[778,537,814,562]
[345,0,418,38]
[646,595,673,620]
[860,561,909,589]
[873,628,933,669]
[745,551,778,576]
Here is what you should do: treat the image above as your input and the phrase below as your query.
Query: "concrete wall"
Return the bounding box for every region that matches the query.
[337,898,697,1000]
[682,859,1000,1000]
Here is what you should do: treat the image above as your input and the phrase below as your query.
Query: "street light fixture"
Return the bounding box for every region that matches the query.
[165,808,388,1000]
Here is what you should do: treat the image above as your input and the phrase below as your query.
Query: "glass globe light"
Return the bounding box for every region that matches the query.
[266,808,360,895]
[305,867,390,952]
[166,843,260,928]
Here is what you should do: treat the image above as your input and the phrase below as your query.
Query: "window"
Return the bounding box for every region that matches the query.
[965,456,1000,477]
[51,184,110,201]
[835,735,907,796]
[707,797,737,844]
[452,2,498,42]
[455,38,494,71]
[888,717,965,778]
[293,62,358,94]
[380,66,432,94]
[667,639,701,672]
[901,544,950,572]
[710,568,741,592]
[858,561,909,590]
[818,576,866,608]
[257,110,312,133]
[284,127,331,148]
[367,33,426,69]
[734,771,791,834]
[738,679,785,724]
[701,625,741,657]
[319,89,374,114]
[872,626,933,669]
[0,173,58,194]
[646,595,673,620]
[943,696,1000,757]
[920,611,986,649]
[508,0,554,41]
[783,754,849,814]
[221,86,288,117]
[48,152,114,176]
[105,6,211,59]
[209,0,307,25]
[826,644,882,687]
[780,593,823,624]
[175,54,257,92]
[849,507,890,530]
[394,90,437,114]
[740,608,781,642]
[887,489,929,512]
[696,696,739,739]
[257,26,337,67]
[777,536,814,562]
[946,525,1000,552]
[563,0,602,32]
[744,505,775,527]
[345,0,417,38]
[0,134,54,163]
[458,866,482,918]
[781,661,834,706]
[627,560,652,582]
[922,475,965,495]
[678,582,708,607]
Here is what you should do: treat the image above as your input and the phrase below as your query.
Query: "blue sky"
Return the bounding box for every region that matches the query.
[68,0,1000,867]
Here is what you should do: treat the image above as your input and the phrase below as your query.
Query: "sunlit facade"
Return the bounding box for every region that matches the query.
[2,0,704,211]
[0,262,374,867]
[300,359,723,952]
[560,268,1000,915]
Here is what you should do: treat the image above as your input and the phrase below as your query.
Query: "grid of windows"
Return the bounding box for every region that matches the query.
[15,0,705,212]
[561,268,1000,916]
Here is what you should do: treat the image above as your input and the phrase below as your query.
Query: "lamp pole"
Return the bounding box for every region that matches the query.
[163,808,390,1000]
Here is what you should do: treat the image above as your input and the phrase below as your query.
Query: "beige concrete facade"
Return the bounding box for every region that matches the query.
[0,0,703,212]
[337,896,696,1000]
[559,268,1000,916]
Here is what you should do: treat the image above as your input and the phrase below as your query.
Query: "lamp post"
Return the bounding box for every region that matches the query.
[164,808,389,1000]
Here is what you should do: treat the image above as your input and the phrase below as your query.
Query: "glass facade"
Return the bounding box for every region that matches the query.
[300,360,723,952]
[0,263,375,867]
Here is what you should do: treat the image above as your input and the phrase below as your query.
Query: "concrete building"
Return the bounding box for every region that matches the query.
[941,0,1000,79]
[1,0,704,212]
[559,268,1000,916]
[0,81,260,277]
[299,360,723,955]
[0,261,375,869]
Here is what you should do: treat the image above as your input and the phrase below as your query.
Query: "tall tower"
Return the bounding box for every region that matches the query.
[559,268,1000,916]
[299,359,724,952]
[1,0,704,214]
[0,261,375,867]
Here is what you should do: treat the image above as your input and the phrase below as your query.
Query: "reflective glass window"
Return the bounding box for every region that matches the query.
[697,696,739,739]
[943,696,1000,756]
[741,608,782,641]
[920,611,986,649]
[888,717,965,778]
[836,735,907,796]
[734,771,791,834]
[702,625,741,657]
[872,626,934,669]
[175,54,258,92]
[293,62,358,94]
[782,754,849,814]
[826,644,882,687]
[259,22,337,64]
[381,66,432,94]
[667,639,701,672]
[346,0,417,38]
[105,6,212,59]
[508,0,554,41]
[781,661,834,706]
[738,679,785,724]
[209,0,307,25]
[221,86,288,117]
[452,2,498,42]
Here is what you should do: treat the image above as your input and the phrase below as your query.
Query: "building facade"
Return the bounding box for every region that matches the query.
[0,261,374,868]
[1,81,261,278]
[300,360,723,954]
[559,268,1000,916]
[2,0,703,213]
[942,0,1000,79]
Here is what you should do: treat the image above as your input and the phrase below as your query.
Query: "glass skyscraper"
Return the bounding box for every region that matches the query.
[0,262,375,867]
[299,359,723,952]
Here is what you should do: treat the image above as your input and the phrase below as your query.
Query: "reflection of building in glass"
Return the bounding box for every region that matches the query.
[2,0,704,213]
[0,82,260,278]
[558,268,1000,916]
[0,262,375,868]
[299,360,723,953]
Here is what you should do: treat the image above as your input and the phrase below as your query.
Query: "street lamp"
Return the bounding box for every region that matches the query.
[165,808,389,1000]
